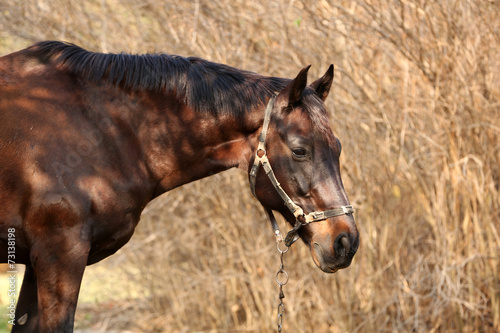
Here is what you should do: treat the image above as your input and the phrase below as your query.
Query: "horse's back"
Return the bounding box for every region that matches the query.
[0,48,86,262]
[0,47,151,265]
[0,46,78,189]
[0,46,79,141]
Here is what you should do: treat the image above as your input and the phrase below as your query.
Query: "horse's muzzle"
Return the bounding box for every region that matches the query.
[311,232,359,273]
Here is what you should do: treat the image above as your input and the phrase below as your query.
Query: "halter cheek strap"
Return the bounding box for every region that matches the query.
[249,95,354,247]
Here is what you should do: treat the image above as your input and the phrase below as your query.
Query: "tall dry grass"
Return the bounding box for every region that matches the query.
[1,0,499,332]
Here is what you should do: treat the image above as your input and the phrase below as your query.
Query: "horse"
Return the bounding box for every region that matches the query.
[0,41,359,332]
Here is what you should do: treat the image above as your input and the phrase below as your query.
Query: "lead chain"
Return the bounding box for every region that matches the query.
[275,241,289,333]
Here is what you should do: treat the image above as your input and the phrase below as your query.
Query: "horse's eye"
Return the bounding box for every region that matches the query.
[292,148,307,159]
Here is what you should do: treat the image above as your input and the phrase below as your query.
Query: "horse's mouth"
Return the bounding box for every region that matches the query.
[311,242,355,273]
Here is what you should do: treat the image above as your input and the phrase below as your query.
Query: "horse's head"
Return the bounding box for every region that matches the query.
[250,65,359,273]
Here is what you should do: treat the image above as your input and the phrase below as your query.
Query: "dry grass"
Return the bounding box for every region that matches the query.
[1,0,499,332]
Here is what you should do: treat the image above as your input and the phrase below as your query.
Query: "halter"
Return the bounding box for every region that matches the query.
[249,95,354,247]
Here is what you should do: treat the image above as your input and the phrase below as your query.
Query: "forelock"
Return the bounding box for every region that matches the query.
[300,89,336,144]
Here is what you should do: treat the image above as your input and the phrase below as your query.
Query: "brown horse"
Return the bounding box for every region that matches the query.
[0,41,359,332]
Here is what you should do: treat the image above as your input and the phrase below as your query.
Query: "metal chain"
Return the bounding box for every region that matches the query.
[275,241,289,333]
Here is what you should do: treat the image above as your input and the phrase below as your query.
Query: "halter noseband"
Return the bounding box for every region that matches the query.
[249,95,354,247]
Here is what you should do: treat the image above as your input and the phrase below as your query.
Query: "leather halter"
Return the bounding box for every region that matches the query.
[249,95,355,247]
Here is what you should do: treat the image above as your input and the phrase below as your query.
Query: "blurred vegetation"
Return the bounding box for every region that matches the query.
[1,0,499,332]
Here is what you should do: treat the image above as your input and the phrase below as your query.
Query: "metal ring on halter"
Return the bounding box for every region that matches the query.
[277,241,289,254]
[276,269,289,286]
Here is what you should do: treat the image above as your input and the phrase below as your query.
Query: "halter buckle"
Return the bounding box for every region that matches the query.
[311,211,325,221]
[342,205,354,214]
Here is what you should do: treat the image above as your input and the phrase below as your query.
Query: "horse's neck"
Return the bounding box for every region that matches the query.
[132,91,262,194]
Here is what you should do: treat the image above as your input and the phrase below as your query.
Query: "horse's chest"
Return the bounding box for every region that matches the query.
[37,176,149,265]
[86,201,143,264]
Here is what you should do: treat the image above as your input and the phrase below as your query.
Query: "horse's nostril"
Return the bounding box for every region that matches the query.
[341,236,350,255]
[313,234,357,273]
[334,234,350,257]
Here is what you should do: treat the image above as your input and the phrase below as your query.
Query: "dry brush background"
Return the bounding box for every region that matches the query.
[0,0,499,332]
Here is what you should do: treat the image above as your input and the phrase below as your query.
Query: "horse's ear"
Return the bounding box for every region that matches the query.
[309,64,334,101]
[276,65,311,108]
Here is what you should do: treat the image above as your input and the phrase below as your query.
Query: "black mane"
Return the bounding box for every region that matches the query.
[31,41,287,116]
